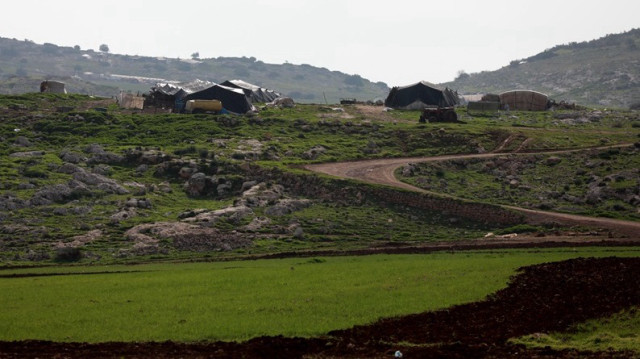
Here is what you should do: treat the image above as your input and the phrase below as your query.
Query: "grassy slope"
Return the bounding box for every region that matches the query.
[0,94,639,265]
[1,248,638,342]
[399,146,640,221]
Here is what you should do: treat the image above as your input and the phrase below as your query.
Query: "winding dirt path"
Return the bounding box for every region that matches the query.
[305,145,640,239]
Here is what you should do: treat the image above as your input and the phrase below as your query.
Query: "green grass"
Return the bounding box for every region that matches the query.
[1,248,638,342]
[512,308,640,352]
[400,146,640,221]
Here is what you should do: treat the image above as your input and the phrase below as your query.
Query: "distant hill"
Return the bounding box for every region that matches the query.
[444,28,640,108]
[0,37,389,104]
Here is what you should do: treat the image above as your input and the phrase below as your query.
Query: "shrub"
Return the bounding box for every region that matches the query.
[173,146,197,156]
[55,247,82,262]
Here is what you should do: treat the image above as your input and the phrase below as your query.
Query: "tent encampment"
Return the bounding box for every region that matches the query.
[182,84,256,114]
[384,81,459,110]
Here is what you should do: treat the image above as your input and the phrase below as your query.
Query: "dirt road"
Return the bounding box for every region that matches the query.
[305,146,640,239]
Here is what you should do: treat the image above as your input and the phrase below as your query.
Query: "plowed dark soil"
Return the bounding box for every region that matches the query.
[1,257,639,358]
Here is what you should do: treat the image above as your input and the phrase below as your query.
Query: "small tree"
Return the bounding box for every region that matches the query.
[99,44,110,53]
[55,247,82,262]
[191,52,200,59]
[455,70,470,81]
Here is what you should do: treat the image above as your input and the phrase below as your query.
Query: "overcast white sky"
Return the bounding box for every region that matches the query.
[1,0,638,85]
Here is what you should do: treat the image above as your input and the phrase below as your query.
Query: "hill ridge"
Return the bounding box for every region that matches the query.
[0,36,389,104]
[445,28,640,108]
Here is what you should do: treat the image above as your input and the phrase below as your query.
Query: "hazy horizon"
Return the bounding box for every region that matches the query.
[1,0,639,86]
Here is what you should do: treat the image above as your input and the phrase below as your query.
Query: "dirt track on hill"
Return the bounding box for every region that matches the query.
[2,257,638,358]
[305,145,640,240]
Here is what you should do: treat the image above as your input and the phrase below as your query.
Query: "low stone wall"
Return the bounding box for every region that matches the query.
[244,165,524,226]
[368,190,523,225]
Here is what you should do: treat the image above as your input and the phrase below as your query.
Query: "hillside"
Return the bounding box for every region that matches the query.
[445,28,640,108]
[0,37,389,103]
[0,93,638,265]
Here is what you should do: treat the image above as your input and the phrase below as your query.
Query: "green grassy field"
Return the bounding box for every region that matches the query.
[512,308,640,352]
[1,248,638,343]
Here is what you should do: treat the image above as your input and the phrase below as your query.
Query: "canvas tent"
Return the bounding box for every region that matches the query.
[499,90,548,111]
[147,80,214,111]
[385,81,459,110]
[182,84,256,114]
[40,80,67,94]
[220,80,280,103]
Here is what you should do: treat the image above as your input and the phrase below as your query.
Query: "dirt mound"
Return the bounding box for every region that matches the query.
[1,257,639,358]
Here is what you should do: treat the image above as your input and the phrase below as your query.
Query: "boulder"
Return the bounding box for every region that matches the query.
[302,145,327,160]
[87,152,124,165]
[243,217,272,232]
[14,136,32,147]
[84,144,105,154]
[124,221,252,252]
[92,165,112,176]
[17,182,36,190]
[240,183,284,207]
[265,199,312,216]
[59,150,86,164]
[125,198,152,209]
[97,182,129,195]
[184,172,213,196]
[292,225,304,239]
[0,194,28,211]
[184,205,254,224]
[124,149,171,165]
[110,208,136,224]
[57,163,83,174]
[30,184,73,205]
[9,151,45,158]
[267,97,295,108]
[124,181,147,196]
[546,156,562,166]
[179,166,198,179]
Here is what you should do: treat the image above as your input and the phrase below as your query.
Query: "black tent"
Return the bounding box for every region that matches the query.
[220,80,280,103]
[182,84,255,114]
[384,81,460,110]
[147,80,214,111]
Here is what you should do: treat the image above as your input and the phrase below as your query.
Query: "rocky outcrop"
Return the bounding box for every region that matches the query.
[123,222,251,252]
[182,205,253,224]
[264,199,312,216]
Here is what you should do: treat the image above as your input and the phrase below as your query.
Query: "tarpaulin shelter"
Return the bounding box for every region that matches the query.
[220,80,280,103]
[182,84,256,114]
[385,81,459,110]
[499,90,549,111]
